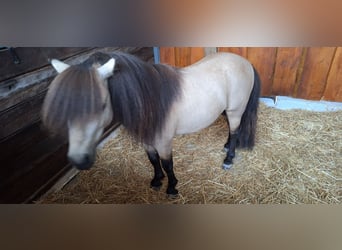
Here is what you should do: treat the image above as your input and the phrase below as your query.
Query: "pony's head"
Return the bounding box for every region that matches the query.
[42,58,115,170]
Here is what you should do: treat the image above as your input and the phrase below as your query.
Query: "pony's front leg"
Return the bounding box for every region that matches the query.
[153,137,179,197]
[161,156,179,198]
[146,150,165,190]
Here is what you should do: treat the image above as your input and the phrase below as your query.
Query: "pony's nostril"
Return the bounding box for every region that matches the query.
[68,154,92,170]
[84,154,90,163]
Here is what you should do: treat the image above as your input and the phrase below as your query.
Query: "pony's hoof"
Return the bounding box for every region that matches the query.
[222,163,232,170]
[167,193,179,199]
[150,178,163,191]
[150,185,162,191]
[166,188,179,199]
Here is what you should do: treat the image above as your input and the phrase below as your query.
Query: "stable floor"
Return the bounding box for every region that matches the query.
[39,100,342,204]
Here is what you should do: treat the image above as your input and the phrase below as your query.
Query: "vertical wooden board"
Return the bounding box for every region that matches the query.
[156,47,204,66]
[323,47,342,101]
[174,47,192,67]
[296,47,336,100]
[190,47,205,64]
[160,47,176,66]
[272,47,304,96]
[247,48,277,96]
[217,47,248,57]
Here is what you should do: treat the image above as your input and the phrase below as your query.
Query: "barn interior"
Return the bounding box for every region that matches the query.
[0,47,341,204]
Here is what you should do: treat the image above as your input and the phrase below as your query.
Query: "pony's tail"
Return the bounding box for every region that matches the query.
[236,67,261,149]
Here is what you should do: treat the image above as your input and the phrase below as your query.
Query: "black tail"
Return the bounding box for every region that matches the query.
[236,67,261,149]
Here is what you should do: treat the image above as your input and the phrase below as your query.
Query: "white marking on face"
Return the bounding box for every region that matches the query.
[68,120,102,163]
[67,95,113,167]
[60,58,115,168]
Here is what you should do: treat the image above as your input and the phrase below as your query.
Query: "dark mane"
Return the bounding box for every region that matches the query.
[41,65,107,137]
[107,52,181,144]
[42,51,181,143]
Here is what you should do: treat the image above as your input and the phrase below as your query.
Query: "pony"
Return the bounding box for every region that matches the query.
[41,51,261,197]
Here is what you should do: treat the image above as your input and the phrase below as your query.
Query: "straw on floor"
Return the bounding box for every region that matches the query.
[39,103,342,204]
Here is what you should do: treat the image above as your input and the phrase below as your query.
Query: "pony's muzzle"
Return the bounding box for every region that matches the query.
[68,154,94,170]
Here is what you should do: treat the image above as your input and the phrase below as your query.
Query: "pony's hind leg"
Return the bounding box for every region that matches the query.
[146,149,165,190]
[222,111,241,170]
[223,133,238,170]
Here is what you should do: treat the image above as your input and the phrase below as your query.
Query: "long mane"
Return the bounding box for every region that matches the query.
[108,52,181,144]
[41,64,107,137]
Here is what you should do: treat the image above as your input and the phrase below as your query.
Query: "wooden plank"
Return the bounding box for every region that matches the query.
[174,47,191,67]
[0,120,48,159]
[26,164,73,203]
[323,47,342,101]
[217,47,248,57]
[0,48,93,82]
[0,77,51,113]
[0,143,70,204]
[296,47,336,100]
[36,167,79,202]
[0,122,68,203]
[0,91,46,141]
[247,48,277,96]
[272,47,304,96]
[160,47,204,66]
[160,47,176,66]
[0,124,66,185]
[0,122,120,204]
[190,47,205,64]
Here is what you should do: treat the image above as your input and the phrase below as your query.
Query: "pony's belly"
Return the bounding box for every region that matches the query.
[174,76,227,135]
[175,107,224,135]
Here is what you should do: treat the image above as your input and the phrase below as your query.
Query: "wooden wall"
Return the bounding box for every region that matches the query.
[0,47,153,203]
[160,47,342,102]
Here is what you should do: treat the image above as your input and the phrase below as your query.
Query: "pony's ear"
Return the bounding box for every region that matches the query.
[97,58,115,79]
[51,59,70,73]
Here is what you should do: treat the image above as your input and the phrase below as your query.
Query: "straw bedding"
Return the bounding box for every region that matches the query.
[40,103,342,204]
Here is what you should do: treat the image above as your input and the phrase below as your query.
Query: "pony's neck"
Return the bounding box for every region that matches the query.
[107,55,181,144]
